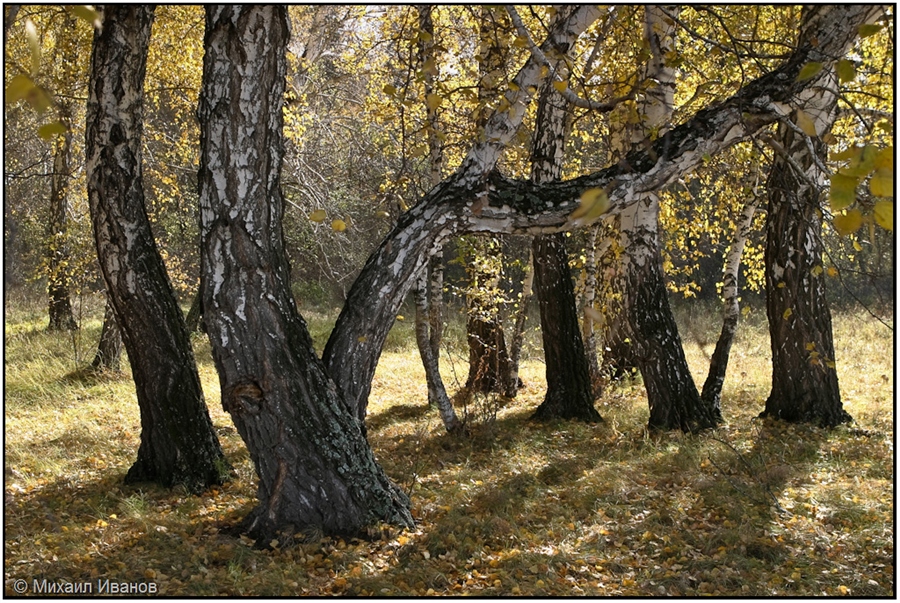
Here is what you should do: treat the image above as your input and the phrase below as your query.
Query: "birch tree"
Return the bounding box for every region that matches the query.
[85,4,228,491]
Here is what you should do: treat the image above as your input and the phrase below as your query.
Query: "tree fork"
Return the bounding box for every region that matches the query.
[198,5,412,541]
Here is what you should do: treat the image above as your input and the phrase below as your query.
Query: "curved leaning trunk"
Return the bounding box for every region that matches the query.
[85,5,228,492]
[197,6,412,543]
[323,5,878,424]
[700,197,760,411]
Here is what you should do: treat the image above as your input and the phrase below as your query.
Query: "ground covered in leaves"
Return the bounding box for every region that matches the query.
[4,297,894,596]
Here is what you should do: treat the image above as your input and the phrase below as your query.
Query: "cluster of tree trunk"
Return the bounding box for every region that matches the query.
[81,4,880,540]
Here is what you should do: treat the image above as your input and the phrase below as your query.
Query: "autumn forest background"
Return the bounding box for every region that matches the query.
[3,5,895,597]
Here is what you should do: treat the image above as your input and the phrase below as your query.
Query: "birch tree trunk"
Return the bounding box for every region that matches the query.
[758,5,882,427]
[700,195,760,410]
[198,6,412,542]
[528,58,601,423]
[412,5,458,431]
[322,4,869,427]
[85,5,228,492]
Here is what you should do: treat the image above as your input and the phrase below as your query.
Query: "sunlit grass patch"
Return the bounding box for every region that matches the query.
[4,299,893,596]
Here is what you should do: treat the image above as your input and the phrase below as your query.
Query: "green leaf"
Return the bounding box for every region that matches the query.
[796,61,823,82]
[829,172,858,210]
[858,23,883,38]
[829,145,861,162]
[37,122,67,141]
[836,59,856,84]
[832,209,863,236]
[873,200,893,231]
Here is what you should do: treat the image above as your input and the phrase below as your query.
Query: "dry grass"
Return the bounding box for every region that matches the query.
[4,293,894,596]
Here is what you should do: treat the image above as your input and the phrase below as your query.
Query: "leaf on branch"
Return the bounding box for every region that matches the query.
[6,74,36,104]
[309,209,327,223]
[794,110,818,137]
[869,169,893,198]
[425,93,442,111]
[858,23,883,37]
[553,80,568,93]
[832,209,863,236]
[382,84,397,96]
[796,61,823,82]
[67,5,102,29]
[873,200,893,231]
[37,122,67,141]
[836,59,856,83]
[829,172,858,211]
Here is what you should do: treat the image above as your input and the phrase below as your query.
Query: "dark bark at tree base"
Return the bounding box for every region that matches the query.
[530,234,602,423]
[198,5,414,539]
[47,291,77,331]
[86,5,229,494]
[627,255,720,432]
[90,297,123,371]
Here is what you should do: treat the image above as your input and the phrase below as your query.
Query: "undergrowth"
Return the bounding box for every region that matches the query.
[4,292,894,596]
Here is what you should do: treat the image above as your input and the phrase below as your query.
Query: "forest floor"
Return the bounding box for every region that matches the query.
[4,293,894,597]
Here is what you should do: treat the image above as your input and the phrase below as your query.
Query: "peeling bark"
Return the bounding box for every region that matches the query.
[198,6,412,542]
[529,64,600,422]
[414,269,459,432]
[85,5,227,492]
[760,4,882,428]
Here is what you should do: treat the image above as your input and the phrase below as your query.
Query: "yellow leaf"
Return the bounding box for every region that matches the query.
[869,169,893,198]
[830,146,860,162]
[829,172,858,211]
[832,209,863,236]
[375,210,390,218]
[397,535,409,546]
[569,188,610,224]
[331,219,347,232]
[382,84,397,96]
[5,74,35,104]
[269,539,280,548]
[873,146,893,169]
[37,121,67,141]
[68,5,102,28]
[874,200,893,231]
[396,315,405,321]
[308,209,327,223]
[553,80,568,93]
[782,308,792,320]
[805,342,816,351]
[811,265,823,277]
[426,93,443,111]
[796,61,823,81]
[826,266,838,277]
[794,110,817,137]
[836,59,856,83]
[858,23,882,37]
